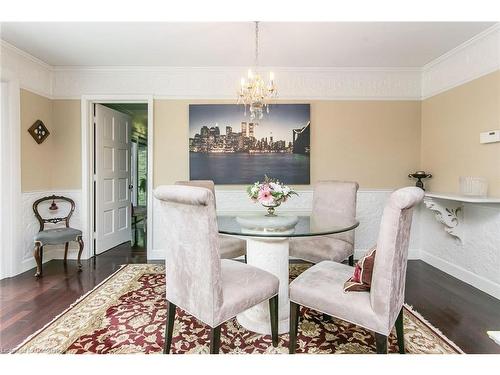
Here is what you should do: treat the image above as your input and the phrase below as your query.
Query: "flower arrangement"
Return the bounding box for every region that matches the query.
[246,175,298,216]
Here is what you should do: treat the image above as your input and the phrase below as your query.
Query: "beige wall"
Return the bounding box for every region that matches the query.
[20,89,54,191]
[21,71,499,195]
[154,100,422,189]
[20,89,81,192]
[52,100,81,189]
[421,70,500,196]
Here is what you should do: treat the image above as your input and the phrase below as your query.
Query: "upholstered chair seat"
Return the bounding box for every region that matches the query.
[218,259,279,327]
[289,237,353,264]
[289,261,382,333]
[288,187,424,354]
[175,180,246,260]
[34,227,82,246]
[290,181,359,265]
[154,185,279,354]
[219,235,248,260]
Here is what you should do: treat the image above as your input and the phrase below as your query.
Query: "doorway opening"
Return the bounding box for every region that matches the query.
[92,102,149,256]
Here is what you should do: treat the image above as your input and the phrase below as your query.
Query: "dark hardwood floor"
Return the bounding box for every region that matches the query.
[1,232,499,354]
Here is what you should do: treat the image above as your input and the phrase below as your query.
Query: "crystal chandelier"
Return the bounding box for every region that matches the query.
[237,21,277,120]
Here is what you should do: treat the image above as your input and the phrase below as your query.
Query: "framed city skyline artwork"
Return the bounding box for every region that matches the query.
[189,104,310,184]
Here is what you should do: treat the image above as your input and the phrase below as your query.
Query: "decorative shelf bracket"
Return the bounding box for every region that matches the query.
[423,197,464,244]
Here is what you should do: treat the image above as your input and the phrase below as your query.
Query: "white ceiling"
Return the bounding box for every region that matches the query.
[0,22,495,68]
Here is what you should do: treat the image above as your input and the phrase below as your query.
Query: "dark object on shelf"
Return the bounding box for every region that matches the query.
[32,195,84,278]
[28,120,50,144]
[408,171,432,190]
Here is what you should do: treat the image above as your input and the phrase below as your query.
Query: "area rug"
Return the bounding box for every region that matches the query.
[12,263,463,354]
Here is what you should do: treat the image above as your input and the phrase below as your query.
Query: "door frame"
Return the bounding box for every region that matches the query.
[81,95,154,258]
[0,69,22,279]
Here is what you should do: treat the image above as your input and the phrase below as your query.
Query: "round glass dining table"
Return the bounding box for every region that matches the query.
[217,213,359,335]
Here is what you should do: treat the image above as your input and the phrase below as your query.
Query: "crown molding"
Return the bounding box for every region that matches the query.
[51,66,421,100]
[421,23,500,99]
[0,40,52,70]
[0,40,53,98]
[3,23,499,101]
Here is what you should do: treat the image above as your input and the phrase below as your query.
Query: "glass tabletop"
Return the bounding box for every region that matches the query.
[217,213,359,238]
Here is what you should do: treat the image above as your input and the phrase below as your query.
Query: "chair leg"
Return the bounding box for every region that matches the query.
[269,295,279,347]
[77,237,84,271]
[289,301,300,354]
[395,308,405,354]
[375,333,388,354]
[163,301,176,354]
[348,255,354,266]
[244,254,247,264]
[63,242,69,263]
[33,243,42,277]
[209,325,221,354]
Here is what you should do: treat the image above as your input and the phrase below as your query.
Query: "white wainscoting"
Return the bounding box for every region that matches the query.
[15,188,500,299]
[420,203,500,299]
[150,189,422,261]
[20,190,87,275]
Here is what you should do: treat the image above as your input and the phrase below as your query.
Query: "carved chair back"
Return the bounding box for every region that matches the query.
[33,195,76,232]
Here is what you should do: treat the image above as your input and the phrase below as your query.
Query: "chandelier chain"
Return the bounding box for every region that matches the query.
[254,21,259,67]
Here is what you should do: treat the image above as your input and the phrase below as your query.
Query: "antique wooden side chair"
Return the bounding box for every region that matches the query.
[32,195,84,277]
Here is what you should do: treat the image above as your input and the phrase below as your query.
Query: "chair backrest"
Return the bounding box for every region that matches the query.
[175,180,216,208]
[154,185,222,326]
[312,181,359,245]
[32,195,76,232]
[370,187,424,330]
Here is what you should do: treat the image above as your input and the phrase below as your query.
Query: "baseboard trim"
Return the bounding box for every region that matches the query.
[18,246,91,276]
[149,248,166,260]
[420,250,500,300]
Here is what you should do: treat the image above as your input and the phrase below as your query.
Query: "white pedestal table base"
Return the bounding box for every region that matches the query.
[236,237,290,334]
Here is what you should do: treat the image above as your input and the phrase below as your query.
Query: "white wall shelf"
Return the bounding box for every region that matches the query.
[425,192,500,203]
[423,192,500,244]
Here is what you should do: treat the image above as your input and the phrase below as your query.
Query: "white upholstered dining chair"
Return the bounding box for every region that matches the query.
[175,180,247,261]
[289,180,359,266]
[288,187,424,354]
[154,185,279,354]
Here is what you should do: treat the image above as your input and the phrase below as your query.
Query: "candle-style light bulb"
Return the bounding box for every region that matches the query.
[270,72,274,81]
[240,77,245,87]
[248,69,253,79]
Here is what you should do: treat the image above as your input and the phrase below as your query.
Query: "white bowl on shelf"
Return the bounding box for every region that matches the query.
[459,176,488,197]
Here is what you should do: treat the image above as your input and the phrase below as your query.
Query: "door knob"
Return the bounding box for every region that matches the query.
[129,184,133,190]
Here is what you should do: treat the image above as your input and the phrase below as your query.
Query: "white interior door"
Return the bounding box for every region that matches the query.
[95,104,132,254]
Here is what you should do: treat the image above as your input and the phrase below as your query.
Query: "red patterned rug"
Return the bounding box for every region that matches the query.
[12,264,463,354]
